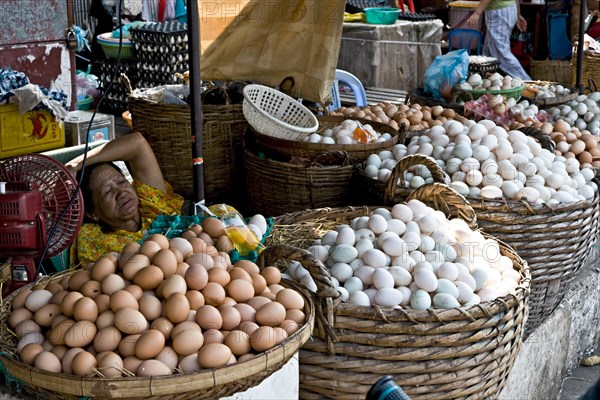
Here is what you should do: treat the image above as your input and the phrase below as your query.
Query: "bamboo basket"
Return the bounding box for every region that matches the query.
[243,148,356,217]
[248,116,403,163]
[0,272,315,400]
[530,60,572,85]
[362,147,599,334]
[128,96,247,202]
[265,183,531,399]
[571,46,600,90]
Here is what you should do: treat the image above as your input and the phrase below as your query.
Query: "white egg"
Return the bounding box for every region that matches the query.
[355,239,374,258]
[391,204,413,223]
[392,255,416,272]
[432,293,460,309]
[385,219,406,235]
[336,226,356,246]
[355,228,375,242]
[308,245,330,262]
[308,133,322,143]
[374,287,404,307]
[330,262,354,283]
[372,269,395,290]
[248,214,268,236]
[413,268,438,292]
[471,268,489,291]
[410,289,432,310]
[380,236,406,257]
[388,266,412,287]
[477,287,500,302]
[455,281,475,304]
[329,244,358,263]
[348,291,370,306]
[362,249,388,268]
[437,262,459,281]
[377,231,400,249]
[321,136,336,144]
[402,231,421,252]
[449,181,470,196]
[336,286,350,301]
[300,274,318,292]
[321,230,338,245]
[480,186,503,199]
[368,214,388,234]
[344,276,363,295]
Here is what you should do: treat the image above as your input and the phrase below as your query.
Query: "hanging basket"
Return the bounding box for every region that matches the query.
[0,272,315,400]
[264,183,531,399]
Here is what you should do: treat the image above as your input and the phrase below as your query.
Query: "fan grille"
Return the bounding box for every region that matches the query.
[0,154,84,258]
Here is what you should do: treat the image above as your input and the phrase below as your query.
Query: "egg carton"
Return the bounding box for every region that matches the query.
[134,60,189,74]
[130,21,188,45]
[133,48,189,64]
[135,76,181,89]
[133,41,188,55]
[397,12,437,21]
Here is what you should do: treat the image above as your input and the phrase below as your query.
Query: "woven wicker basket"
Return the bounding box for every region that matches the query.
[531,59,572,85]
[265,183,531,399]
[0,273,314,400]
[571,47,600,89]
[248,116,404,163]
[360,147,599,334]
[243,148,356,217]
[521,81,579,107]
[128,96,247,202]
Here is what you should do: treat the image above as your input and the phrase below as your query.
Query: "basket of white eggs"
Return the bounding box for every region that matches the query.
[456,72,526,102]
[247,116,403,163]
[356,118,600,334]
[265,183,531,399]
[520,81,579,107]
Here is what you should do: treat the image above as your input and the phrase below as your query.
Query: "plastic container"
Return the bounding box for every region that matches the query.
[76,94,93,110]
[364,7,400,25]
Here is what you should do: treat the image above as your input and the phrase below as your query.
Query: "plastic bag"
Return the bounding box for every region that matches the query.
[204,204,264,257]
[423,49,469,102]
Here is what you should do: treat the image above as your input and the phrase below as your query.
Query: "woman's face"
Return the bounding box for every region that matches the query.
[87,164,139,230]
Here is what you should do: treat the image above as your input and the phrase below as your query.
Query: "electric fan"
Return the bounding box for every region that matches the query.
[0,154,84,295]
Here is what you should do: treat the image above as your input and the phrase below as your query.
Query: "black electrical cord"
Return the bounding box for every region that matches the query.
[36,0,126,275]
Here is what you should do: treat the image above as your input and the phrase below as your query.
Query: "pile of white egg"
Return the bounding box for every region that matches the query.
[457,72,524,92]
[284,202,521,310]
[303,119,393,145]
[545,93,600,135]
[363,120,597,204]
[525,82,572,100]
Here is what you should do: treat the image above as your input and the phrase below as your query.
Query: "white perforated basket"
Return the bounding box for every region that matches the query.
[242,84,319,141]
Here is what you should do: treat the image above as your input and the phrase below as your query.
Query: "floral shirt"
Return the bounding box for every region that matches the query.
[70,180,184,267]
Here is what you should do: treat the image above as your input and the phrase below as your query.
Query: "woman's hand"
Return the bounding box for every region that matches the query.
[467,11,482,28]
[65,156,84,179]
[517,16,527,32]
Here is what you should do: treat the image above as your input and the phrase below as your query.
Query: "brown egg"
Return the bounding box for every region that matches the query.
[234,303,256,323]
[273,327,288,345]
[219,306,241,331]
[226,279,255,303]
[150,317,174,340]
[579,151,593,165]
[280,320,300,336]
[146,234,170,249]
[93,294,111,314]
[43,282,62,295]
[61,292,84,317]
[186,290,205,310]
[34,351,62,373]
[205,245,219,257]
[50,345,69,361]
[93,326,122,353]
[184,264,209,290]
[96,310,115,330]
[285,309,306,325]
[276,289,305,310]
[65,321,97,347]
[48,319,76,346]
[97,351,123,378]
[122,356,143,375]
[12,289,32,309]
[222,296,237,306]
[68,270,92,292]
[50,290,69,306]
[205,267,229,288]
[198,232,214,246]
[189,224,203,235]
[256,302,286,327]
[169,237,193,258]
[165,293,190,324]
[197,343,231,368]
[178,354,200,374]
[203,329,225,345]
[50,314,69,328]
[261,266,281,285]
[202,282,226,307]
[176,261,190,276]
[155,346,178,372]
[565,131,578,143]
[101,274,126,295]
[212,254,229,270]
[227,267,251,282]
[189,238,207,254]
[564,151,576,159]
[195,305,223,330]
[79,280,101,299]
[33,303,62,327]
[91,256,117,282]
[202,217,226,238]
[122,254,151,280]
[73,297,99,322]
[123,285,143,301]
[224,330,251,356]
[133,266,164,290]
[137,359,172,376]
[247,296,271,311]
[571,140,586,155]
[216,235,235,253]
[118,242,141,269]
[268,284,285,294]
[171,321,201,338]
[135,329,165,360]
[260,291,276,301]
[171,248,184,264]
[161,275,187,300]
[152,249,178,278]
[71,351,97,376]
[118,334,141,357]
[8,307,32,329]
[249,326,277,352]
[250,273,267,295]
[181,230,197,241]
[139,240,163,259]
[238,321,260,337]
[187,253,214,270]
[172,329,204,356]
[114,308,148,335]
[19,343,44,365]
[138,295,162,321]
[15,319,41,339]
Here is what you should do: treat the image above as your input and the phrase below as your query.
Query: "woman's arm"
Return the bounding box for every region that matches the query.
[66,132,167,192]
[467,0,491,28]
[516,0,527,31]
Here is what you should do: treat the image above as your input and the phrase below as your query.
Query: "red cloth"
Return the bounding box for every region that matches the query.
[158,0,167,22]
[589,22,600,40]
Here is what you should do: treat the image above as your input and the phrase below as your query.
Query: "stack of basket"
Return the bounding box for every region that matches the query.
[242,84,404,216]
[264,183,531,399]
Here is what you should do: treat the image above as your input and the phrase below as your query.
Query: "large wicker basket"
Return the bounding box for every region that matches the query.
[243,147,357,217]
[128,96,247,203]
[362,150,600,335]
[0,273,314,400]
[571,46,600,89]
[248,116,403,163]
[265,183,531,399]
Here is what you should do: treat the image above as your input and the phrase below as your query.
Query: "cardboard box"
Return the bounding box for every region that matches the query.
[0,104,65,159]
[64,110,115,146]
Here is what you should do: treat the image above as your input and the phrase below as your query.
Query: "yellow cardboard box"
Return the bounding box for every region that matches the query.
[0,103,65,159]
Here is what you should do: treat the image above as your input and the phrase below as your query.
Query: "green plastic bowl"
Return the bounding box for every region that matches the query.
[364,7,400,25]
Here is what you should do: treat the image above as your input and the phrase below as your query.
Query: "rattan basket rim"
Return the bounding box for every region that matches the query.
[0,274,314,399]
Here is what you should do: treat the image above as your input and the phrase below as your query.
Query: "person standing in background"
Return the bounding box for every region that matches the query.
[467,0,532,80]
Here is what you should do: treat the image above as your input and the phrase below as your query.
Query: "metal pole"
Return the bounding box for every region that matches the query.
[576,0,587,93]
[187,0,205,204]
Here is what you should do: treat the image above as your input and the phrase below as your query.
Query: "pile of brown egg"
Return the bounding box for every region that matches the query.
[8,217,305,378]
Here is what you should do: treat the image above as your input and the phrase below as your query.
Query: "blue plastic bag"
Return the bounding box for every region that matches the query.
[423,49,469,102]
